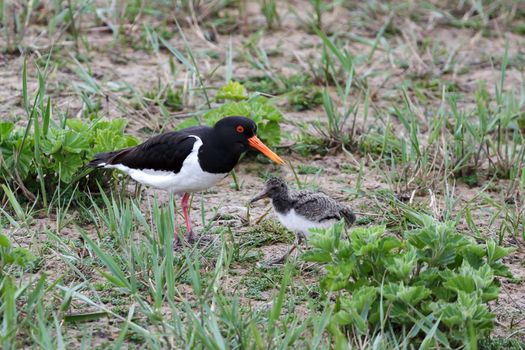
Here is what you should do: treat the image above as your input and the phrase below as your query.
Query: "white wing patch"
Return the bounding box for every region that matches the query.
[103,136,227,194]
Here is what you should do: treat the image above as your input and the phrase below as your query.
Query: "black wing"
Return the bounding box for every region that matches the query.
[88,128,206,173]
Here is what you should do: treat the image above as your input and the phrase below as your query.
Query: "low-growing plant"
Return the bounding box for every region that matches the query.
[297,164,322,175]
[303,217,513,348]
[0,1,31,54]
[0,117,138,203]
[177,81,283,147]
[261,0,280,30]
[240,73,312,96]
[215,81,248,101]
[309,0,327,30]
[143,85,184,111]
[0,233,36,275]
[479,337,525,350]
[439,48,525,190]
[314,89,356,147]
[307,28,363,89]
[360,126,404,163]
[0,233,46,350]
[291,131,329,157]
[240,75,282,94]
[287,86,323,111]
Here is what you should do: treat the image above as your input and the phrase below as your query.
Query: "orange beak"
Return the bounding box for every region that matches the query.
[247,136,285,165]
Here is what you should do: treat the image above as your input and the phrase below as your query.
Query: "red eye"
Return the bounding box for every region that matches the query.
[236,125,244,133]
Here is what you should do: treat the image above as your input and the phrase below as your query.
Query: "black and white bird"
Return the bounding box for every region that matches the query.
[88,116,284,243]
[250,177,356,263]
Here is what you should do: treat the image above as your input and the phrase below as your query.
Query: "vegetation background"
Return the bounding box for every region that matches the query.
[0,0,524,349]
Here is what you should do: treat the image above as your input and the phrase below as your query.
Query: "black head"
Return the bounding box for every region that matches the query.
[250,177,288,203]
[213,116,257,150]
[212,116,284,165]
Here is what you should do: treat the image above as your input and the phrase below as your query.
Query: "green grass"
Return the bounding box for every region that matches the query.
[297,164,323,175]
[1,0,525,348]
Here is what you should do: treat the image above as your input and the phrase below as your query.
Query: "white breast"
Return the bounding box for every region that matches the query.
[104,136,227,194]
[275,209,337,236]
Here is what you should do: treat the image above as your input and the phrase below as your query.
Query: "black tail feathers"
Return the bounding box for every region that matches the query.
[86,151,118,168]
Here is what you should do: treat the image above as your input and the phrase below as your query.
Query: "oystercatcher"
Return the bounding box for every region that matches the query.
[88,116,284,243]
[250,177,355,263]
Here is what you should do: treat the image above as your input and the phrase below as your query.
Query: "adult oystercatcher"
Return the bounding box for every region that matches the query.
[88,116,284,243]
[250,177,355,263]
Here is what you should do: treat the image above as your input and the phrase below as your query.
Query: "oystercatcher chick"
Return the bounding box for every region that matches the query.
[250,177,355,263]
[88,116,284,244]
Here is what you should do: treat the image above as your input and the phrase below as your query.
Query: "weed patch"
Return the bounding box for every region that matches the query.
[304,217,513,347]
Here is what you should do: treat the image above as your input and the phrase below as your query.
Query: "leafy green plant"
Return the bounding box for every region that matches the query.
[304,218,513,348]
[215,81,248,101]
[0,117,138,201]
[177,82,283,147]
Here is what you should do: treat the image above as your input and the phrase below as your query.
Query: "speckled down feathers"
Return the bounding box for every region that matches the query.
[277,189,356,226]
[255,177,356,227]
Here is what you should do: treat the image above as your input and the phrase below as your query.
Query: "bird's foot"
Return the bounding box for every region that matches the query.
[173,234,189,250]
[172,229,194,249]
[185,230,195,245]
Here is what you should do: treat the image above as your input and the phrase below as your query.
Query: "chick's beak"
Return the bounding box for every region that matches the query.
[247,136,285,165]
[250,188,270,204]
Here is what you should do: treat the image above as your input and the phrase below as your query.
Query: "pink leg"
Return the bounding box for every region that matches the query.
[181,192,194,243]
